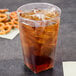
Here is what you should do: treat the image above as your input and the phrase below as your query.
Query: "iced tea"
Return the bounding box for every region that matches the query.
[18,8,60,73]
[17,3,61,73]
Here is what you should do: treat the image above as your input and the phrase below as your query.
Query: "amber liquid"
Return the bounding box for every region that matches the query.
[19,9,59,73]
[19,21,59,73]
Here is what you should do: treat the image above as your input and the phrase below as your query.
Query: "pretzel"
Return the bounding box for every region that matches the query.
[6,22,14,29]
[12,18,19,28]
[0,9,8,13]
[0,23,4,27]
[9,11,17,19]
[0,25,11,35]
[0,14,7,22]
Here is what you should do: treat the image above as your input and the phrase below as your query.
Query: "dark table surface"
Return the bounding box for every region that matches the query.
[0,0,76,76]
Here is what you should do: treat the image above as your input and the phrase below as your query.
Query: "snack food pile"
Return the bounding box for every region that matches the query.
[0,9,19,35]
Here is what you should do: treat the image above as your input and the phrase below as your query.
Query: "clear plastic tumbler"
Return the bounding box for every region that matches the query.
[17,3,61,73]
